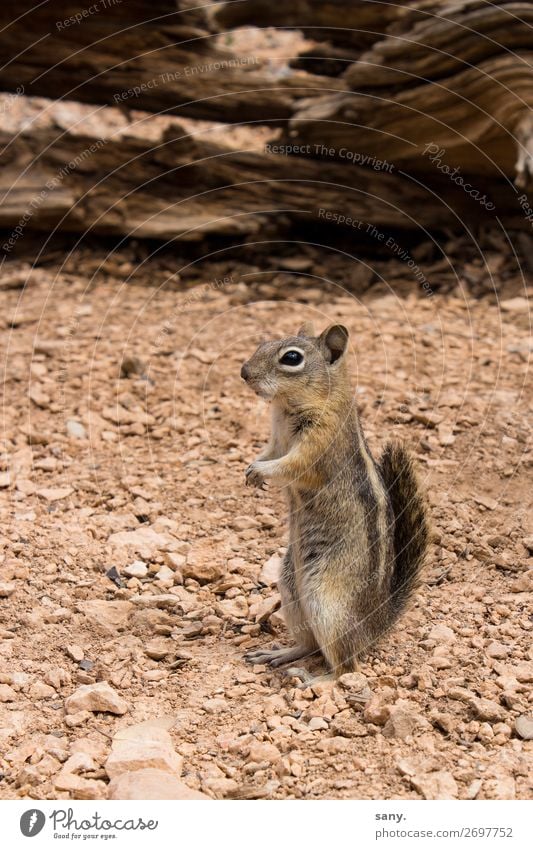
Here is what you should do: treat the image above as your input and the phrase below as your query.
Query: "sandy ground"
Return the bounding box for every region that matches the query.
[0,243,531,800]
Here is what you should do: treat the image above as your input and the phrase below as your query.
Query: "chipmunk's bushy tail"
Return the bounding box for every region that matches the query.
[380,441,429,617]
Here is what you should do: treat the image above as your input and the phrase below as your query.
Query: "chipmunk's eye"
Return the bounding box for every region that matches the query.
[279,350,304,366]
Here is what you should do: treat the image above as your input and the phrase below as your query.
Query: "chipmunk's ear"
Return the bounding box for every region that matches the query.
[319,324,349,364]
[297,321,315,338]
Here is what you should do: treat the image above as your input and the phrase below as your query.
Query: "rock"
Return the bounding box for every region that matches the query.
[164,552,186,570]
[155,564,174,582]
[54,751,107,799]
[183,551,226,583]
[411,770,458,799]
[108,769,208,800]
[105,727,183,779]
[66,644,84,662]
[514,661,533,683]
[411,410,443,427]
[483,777,516,800]
[317,736,351,753]
[469,697,507,723]
[0,472,11,488]
[102,404,155,426]
[77,600,133,634]
[36,486,73,501]
[308,717,329,731]
[30,682,56,700]
[500,297,529,313]
[515,715,533,740]
[123,560,148,578]
[363,692,394,726]
[215,597,248,619]
[231,516,259,532]
[486,641,510,659]
[473,494,498,511]
[382,704,425,740]
[108,526,174,559]
[330,715,368,737]
[0,582,16,597]
[65,682,128,715]
[259,553,282,585]
[428,623,455,642]
[248,592,280,622]
[0,684,17,702]
[247,741,281,764]
[202,777,239,798]
[336,672,371,706]
[145,638,171,660]
[65,710,92,728]
[66,419,87,439]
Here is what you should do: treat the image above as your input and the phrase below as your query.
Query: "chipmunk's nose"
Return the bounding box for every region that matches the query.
[240,362,250,381]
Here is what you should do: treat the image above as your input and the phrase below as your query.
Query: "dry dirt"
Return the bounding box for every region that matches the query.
[0,243,532,800]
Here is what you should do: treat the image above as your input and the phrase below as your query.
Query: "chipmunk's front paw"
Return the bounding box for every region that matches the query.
[245,462,267,489]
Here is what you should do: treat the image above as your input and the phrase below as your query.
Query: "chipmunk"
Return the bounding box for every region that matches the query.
[241,321,429,679]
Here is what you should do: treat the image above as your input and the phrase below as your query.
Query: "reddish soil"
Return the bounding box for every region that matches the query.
[0,244,531,800]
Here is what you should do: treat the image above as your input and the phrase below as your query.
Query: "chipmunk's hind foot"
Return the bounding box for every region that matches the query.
[245,644,312,668]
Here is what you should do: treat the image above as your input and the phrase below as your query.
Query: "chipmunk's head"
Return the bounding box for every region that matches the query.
[240,322,349,405]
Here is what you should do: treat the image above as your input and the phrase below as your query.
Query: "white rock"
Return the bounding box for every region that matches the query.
[66,420,87,439]
[36,486,73,502]
[428,623,456,642]
[259,554,282,585]
[105,726,183,779]
[108,769,208,800]
[411,770,458,799]
[123,560,148,578]
[64,682,128,715]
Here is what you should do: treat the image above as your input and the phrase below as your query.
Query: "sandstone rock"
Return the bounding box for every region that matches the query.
[65,682,128,715]
[182,551,226,583]
[0,472,11,488]
[216,596,248,619]
[382,704,425,740]
[164,552,186,570]
[145,638,171,660]
[123,560,148,578]
[259,553,282,585]
[514,661,533,683]
[155,564,174,582]
[428,623,455,642]
[486,641,510,659]
[202,777,239,798]
[66,419,87,439]
[0,582,16,598]
[515,715,533,740]
[66,644,84,663]
[30,682,56,700]
[317,736,351,753]
[105,727,183,779]
[363,692,394,726]
[247,741,281,764]
[77,600,133,634]
[483,776,516,800]
[0,684,17,702]
[108,769,208,800]
[500,297,529,313]
[248,592,280,622]
[469,697,507,723]
[36,486,73,501]
[473,494,498,511]
[411,770,458,800]
[65,710,92,728]
[108,526,174,559]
